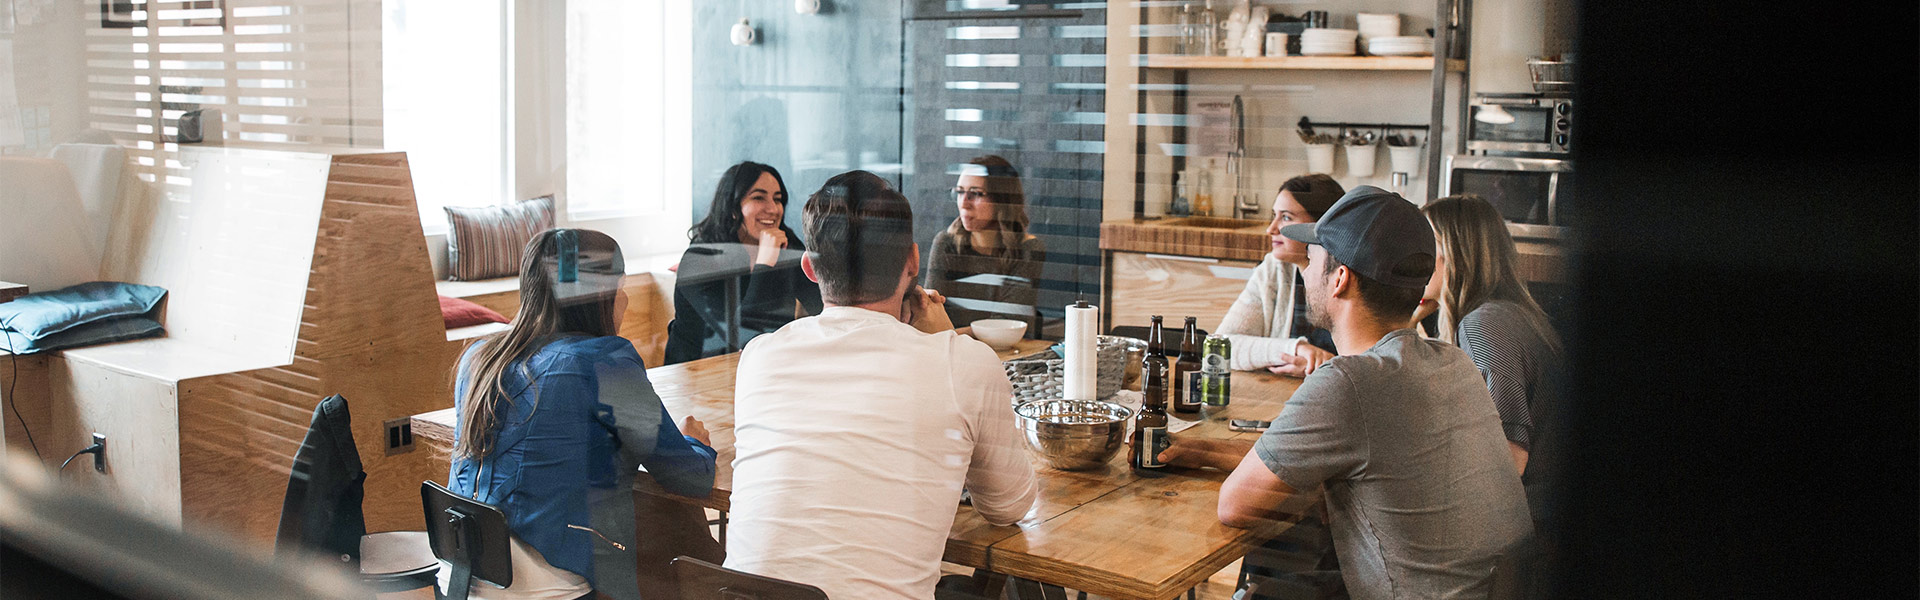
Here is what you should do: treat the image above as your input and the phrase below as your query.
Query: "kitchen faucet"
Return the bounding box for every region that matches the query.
[1229,95,1260,220]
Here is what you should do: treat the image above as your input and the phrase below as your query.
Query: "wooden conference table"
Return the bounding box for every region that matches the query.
[414,339,1307,600]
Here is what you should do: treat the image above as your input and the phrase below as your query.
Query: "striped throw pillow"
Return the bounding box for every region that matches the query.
[444,195,555,281]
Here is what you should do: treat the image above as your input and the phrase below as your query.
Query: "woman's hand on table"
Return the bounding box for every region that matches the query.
[1158,438,1256,472]
[1267,345,1333,378]
[679,416,712,447]
[753,229,788,267]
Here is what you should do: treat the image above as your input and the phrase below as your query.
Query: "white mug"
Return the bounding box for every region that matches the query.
[1265,33,1289,57]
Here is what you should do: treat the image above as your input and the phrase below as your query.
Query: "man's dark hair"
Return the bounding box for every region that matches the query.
[1324,252,1432,319]
[802,170,914,305]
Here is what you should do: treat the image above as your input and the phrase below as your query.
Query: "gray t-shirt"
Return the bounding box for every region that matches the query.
[1255,329,1532,600]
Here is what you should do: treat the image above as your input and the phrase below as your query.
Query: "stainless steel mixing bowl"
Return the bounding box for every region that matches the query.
[1013,399,1133,471]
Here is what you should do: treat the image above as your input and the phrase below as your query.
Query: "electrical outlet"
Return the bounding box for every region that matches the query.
[91,433,107,473]
[383,418,415,456]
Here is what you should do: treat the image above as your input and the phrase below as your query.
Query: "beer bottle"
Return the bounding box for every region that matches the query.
[1170,316,1202,414]
[1133,319,1171,473]
[1142,316,1169,412]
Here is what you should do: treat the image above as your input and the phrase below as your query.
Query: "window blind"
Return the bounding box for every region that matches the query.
[907,1,1109,333]
[83,0,381,194]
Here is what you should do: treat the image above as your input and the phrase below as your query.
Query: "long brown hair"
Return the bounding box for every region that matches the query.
[1422,195,1561,352]
[944,155,1035,272]
[454,228,625,461]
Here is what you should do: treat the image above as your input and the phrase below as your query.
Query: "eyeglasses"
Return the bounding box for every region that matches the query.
[951,188,990,201]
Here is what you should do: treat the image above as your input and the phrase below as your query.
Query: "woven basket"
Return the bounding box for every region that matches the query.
[1006,336,1145,403]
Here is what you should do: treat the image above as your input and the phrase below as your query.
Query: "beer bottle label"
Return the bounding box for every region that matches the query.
[1188,372,1203,406]
[1139,426,1169,468]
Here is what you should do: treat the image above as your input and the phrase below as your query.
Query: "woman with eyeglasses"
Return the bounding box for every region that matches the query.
[924,155,1047,330]
[665,161,824,365]
[449,229,718,600]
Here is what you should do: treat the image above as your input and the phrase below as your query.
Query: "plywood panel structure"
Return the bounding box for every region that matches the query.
[176,150,459,545]
[4,147,467,549]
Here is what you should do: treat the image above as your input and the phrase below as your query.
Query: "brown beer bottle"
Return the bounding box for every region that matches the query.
[1133,317,1171,473]
[1170,316,1202,414]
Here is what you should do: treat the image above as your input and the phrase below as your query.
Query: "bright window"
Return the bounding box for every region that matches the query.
[565,0,688,221]
[383,0,511,231]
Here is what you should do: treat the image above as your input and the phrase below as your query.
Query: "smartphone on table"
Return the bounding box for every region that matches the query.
[1228,419,1270,433]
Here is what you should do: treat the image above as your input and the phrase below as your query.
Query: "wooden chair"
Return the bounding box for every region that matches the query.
[672,556,828,600]
[422,481,514,600]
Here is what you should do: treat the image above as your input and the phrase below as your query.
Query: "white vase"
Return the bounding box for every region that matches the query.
[1305,144,1336,174]
[1346,144,1378,177]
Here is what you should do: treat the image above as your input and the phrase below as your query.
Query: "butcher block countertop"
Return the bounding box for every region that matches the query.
[1100,217,1271,262]
[1100,217,1571,283]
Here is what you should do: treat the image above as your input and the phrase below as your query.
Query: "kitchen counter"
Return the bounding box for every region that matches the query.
[1099,216,1270,262]
[1101,217,1570,283]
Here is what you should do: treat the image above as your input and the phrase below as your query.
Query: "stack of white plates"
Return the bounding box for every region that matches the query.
[1300,28,1358,56]
[1367,36,1434,56]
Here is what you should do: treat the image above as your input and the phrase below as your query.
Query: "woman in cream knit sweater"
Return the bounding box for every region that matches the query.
[1213,174,1343,375]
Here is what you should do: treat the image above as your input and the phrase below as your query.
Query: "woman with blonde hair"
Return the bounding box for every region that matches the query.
[1418,194,1563,524]
[924,155,1047,329]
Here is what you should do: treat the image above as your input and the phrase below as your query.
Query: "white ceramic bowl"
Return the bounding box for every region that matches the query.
[971,319,1027,350]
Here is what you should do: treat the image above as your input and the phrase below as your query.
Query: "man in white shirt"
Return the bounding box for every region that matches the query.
[725,170,1040,600]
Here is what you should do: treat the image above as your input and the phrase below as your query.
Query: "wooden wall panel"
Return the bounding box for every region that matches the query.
[179,151,460,546]
[1,354,54,464]
[1105,251,1259,332]
[47,357,183,526]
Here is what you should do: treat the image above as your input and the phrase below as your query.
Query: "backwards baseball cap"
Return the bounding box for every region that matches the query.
[1278,185,1435,288]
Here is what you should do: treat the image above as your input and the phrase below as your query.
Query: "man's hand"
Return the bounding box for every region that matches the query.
[907,286,954,333]
[1267,344,1333,378]
[754,229,788,267]
[679,416,712,447]
[1158,438,1256,472]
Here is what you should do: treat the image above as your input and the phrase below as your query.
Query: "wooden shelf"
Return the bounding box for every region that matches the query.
[1140,54,1465,72]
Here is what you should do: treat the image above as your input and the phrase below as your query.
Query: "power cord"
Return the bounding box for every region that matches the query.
[1,326,41,460]
[59,437,105,473]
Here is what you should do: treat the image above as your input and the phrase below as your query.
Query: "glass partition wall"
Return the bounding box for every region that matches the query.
[690,1,1110,342]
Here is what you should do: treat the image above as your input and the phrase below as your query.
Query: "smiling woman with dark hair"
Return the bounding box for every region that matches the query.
[665,161,824,365]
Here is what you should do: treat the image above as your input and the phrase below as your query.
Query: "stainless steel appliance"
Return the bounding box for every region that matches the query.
[1440,154,1572,239]
[1467,92,1572,155]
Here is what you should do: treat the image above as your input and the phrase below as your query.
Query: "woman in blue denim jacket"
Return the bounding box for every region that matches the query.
[449,229,716,600]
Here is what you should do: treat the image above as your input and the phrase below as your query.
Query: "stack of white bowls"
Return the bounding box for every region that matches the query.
[1300,28,1359,56]
[1367,36,1435,56]
[1356,13,1402,50]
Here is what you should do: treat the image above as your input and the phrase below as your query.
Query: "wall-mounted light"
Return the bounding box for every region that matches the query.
[795,0,821,15]
[731,18,757,46]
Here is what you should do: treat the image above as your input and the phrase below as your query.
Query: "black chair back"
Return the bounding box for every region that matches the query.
[421,481,513,599]
[672,556,828,600]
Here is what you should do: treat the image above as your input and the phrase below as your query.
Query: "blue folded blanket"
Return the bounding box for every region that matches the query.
[0,282,168,354]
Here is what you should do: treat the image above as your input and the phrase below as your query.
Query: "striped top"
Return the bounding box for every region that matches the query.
[1455,300,1559,451]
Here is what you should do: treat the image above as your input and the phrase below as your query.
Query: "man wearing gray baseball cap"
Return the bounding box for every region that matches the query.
[1160,186,1533,600]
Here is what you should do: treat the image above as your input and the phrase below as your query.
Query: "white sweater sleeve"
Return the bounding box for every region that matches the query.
[1216,258,1303,371]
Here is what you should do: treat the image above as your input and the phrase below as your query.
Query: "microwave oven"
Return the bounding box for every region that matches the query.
[1440,154,1573,240]
[1467,93,1572,155]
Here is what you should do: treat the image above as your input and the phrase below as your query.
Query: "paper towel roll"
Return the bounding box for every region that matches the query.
[1063,301,1099,400]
